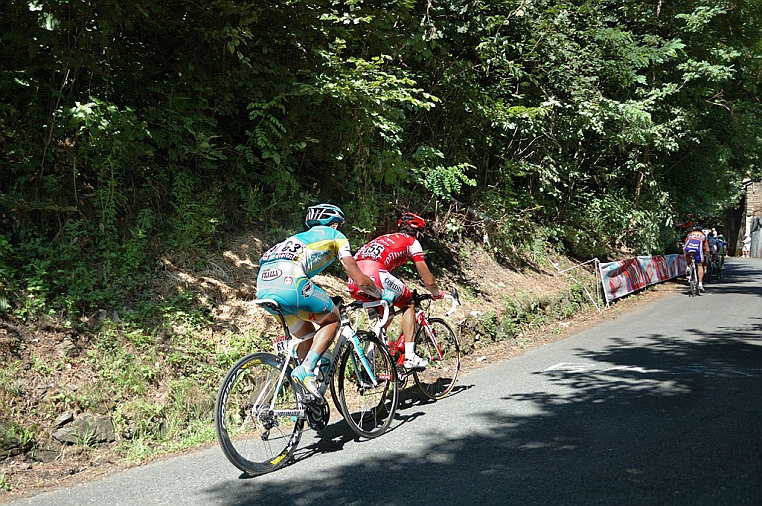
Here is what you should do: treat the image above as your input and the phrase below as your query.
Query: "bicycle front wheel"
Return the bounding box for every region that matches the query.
[214,352,303,476]
[334,332,398,438]
[413,317,460,400]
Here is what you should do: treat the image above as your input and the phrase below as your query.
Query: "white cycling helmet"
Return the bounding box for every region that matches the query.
[305,203,345,228]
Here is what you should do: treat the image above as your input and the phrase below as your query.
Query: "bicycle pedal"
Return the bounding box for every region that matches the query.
[296,387,325,406]
[308,394,326,406]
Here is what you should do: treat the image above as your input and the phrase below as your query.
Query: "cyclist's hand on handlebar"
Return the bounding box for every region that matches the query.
[381,289,396,304]
[432,289,446,300]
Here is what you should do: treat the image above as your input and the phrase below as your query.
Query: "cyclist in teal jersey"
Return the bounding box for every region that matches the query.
[256,204,394,402]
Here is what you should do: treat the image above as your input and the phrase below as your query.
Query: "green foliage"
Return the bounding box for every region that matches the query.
[1,0,761,316]
[412,146,476,201]
[213,329,269,370]
[166,170,223,250]
[557,282,595,319]
[158,290,213,330]
[0,422,36,451]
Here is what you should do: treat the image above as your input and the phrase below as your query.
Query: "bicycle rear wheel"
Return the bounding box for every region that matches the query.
[689,264,698,296]
[333,332,398,438]
[214,352,303,475]
[413,317,460,400]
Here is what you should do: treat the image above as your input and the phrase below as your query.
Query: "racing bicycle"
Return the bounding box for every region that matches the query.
[710,252,723,280]
[705,255,718,282]
[375,288,461,401]
[686,256,699,296]
[214,297,398,476]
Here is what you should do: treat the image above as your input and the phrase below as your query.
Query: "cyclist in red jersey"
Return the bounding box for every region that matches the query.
[347,212,445,369]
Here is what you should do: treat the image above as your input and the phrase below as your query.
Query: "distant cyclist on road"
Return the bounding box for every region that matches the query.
[256,203,393,402]
[717,233,728,267]
[707,230,719,258]
[348,212,445,369]
[706,230,720,277]
[683,225,710,292]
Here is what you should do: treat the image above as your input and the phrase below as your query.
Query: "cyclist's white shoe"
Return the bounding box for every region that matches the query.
[291,365,323,402]
[699,283,705,292]
[404,354,428,370]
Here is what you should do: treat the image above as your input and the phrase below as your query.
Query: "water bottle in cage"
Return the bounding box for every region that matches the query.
[389,335,405,363]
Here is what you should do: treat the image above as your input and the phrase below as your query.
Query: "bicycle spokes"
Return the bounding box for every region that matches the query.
[413,318,460,400]
[214,354,304,476]
[335,333,399,439]
[421,325,444,361]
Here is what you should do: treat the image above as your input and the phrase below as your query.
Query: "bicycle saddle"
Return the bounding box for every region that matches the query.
[255,298,282,314]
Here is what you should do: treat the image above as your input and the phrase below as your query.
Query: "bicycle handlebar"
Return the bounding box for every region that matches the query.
[335,296,391,336]
[444,291,459,317]
[359,299,391,334]
[412,287,460,316]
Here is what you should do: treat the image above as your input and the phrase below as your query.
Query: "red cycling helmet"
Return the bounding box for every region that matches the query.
[397,212,426,233]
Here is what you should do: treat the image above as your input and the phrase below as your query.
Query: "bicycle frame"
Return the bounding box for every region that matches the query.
[253,298,390,418]
[380,289,459,366]
[414,309,443,361]
[368,288,462,403]
[321,299,390,393]
[215,297,395,475]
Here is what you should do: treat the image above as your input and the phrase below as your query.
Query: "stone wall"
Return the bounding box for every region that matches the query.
[743,181,762,258]
[746,181,762,218]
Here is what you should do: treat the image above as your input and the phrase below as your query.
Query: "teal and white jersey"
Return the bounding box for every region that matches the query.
[258,226,351,278]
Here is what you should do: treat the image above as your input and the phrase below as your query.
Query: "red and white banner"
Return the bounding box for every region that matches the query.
[599,254,686,302]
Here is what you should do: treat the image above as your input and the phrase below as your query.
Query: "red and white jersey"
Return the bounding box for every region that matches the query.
[354,233,425,271]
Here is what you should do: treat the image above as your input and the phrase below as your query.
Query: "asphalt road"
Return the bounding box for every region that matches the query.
[8,259,762,506]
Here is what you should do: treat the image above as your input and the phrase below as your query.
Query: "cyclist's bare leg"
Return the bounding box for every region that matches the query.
[291,309,340,400]
[401,301,416,344]
[289,320,317,361]
[400,301,427,367]
[307,308,340,357]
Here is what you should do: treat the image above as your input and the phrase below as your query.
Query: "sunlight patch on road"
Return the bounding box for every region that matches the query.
[543,362,762,378]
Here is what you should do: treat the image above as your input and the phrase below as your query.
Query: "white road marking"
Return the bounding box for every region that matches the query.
[544,362,762,377]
